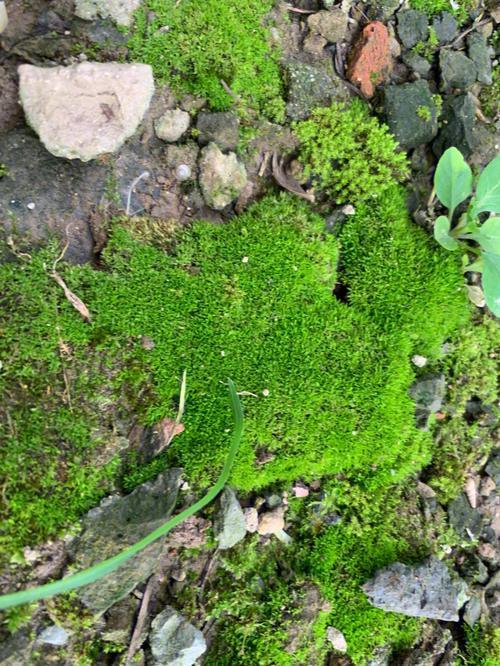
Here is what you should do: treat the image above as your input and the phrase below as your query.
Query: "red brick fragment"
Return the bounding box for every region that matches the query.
[347,21,393,98]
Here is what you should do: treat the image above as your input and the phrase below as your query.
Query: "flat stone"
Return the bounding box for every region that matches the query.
[285,58,350,120]
[307,9,348,43]
[433,93,476,158]
[149,606,206,666]
[196,111,239,151]
[18,62,154,161]
[303,32,328,57]
[327,626,348,652]
[362,557,469,621]
[198,143,247,210]
[38,625,71,646]
[75,0,142,27]
[448,493,483,539]
[384,80,438,149]
[155,109,191,143]
[402,52,432,79]
[397,10,429,49]
[347,22,392,98]
[258,507,285,535]
[439,50,476,90]
[467,32,493,84]
[463,595,482,627]
[214,487,247,549]
[432,12,458,44]
[71,469,181,614]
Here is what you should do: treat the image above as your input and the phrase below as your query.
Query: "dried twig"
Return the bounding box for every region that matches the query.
[220,79,243,104]
[285,4,315,14]
[51,229,92,323]
[271,152,315,202]
[125,575,157,666]
[197,549,219,603]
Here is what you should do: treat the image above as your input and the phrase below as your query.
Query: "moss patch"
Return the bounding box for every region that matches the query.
[128,0,285,120]
[409,0,477,22]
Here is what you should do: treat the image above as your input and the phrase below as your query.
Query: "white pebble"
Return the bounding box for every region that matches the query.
[412,354,428,368]
[175,164,191,181]
[242,256,249,263]
[27,202,35,210]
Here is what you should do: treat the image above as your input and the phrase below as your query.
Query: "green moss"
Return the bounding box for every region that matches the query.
[294,100,409,205]
[412,26,439,60]
[409,0,477,22]
[422,317,500,502]
[0,163,8,178]
[461,625,500,666]
[480,65,500,119]
[0,189,468,565]
[128,0,285,120]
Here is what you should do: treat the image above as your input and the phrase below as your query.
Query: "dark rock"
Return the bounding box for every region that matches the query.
[284,58,350,120]
[362,556,469,621]
[397,10,429,49]
[196,112,239,152]
[102,595,139,644]
[485,571,500,625]
[71,469,182,614]
[0,128,108,263]
[408,373,446,430]
[463,594,482,627]
[214,487,247,550]
[384,80,438,149]
[367,0,400,20]
[447,493,483,539]
[486,450,500,485]
[439,50,476,90]
[402,52,432,78]
[457,552,489,584]
[148,606,206,666]
[467,32,493,84]
[433,93,476,158]
[397,622,456,666]
[432,12,458,44]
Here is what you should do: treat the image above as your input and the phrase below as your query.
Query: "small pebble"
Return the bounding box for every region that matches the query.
[258,507,285,535]
[327,626,348,653]
[262,388,269,397]
[27,202,35,210]
[242,256,249,263]
[292,484,309,498]
[412,354,428,367]
[175,164,191,181]
[243,507,259,533]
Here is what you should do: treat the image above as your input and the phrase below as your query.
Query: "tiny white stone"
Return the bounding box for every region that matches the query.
[221,350,225,357]
[175,164,192,181]
[27,202,35,210]
[412,354,428,368]
[242,256,249,263]
[342,204,355,215]
[262,388,270,397]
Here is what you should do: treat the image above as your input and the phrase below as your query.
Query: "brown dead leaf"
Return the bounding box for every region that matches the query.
[52,271,92,322]
[156,418,185,453]
[271,152,315,202]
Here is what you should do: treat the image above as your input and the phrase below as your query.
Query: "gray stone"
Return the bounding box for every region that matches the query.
[307,9,348,43]
[71,469,181,614]
[38,625,71,646]
[402,52,432,79]
[149,606,206,666]
[458,553,489,584]
[467,32,493,84]
[214,487,247,549]
[485,570,500,625]
[384,80,439,149]
[463,595,482,627]
[367,0,400,20]
[366,646,391,666]
[18,62,154,162]
[285,58,350,120]
[439,50,476,90]
[397,10,429,49]
[486,450,500,485]
[198,143,247,210]
[398,623,456,666]
[433,93,476,158]
[196,112,239,151]
[155,109,191,143]
[409,373,446,429]
[75,0,142,27]
[362,557,469,621]
[432,12,458,44]
[448,493,483,538]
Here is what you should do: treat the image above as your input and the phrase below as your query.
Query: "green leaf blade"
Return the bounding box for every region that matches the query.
[434,147,473,215]
[474,155,500,215]
[482,252,500,317]
[434,215,459,250]
[471,217,500,253]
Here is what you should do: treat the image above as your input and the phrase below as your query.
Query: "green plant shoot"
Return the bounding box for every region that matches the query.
[0,379,244,611]
[433,148,500,316]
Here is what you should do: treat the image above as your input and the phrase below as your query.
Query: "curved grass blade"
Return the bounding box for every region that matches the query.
[0,379,244,611]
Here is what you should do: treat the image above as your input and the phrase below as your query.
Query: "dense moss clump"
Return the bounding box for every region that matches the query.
[0,188,468,564]
[128,0,285,120]
[294,100,409,205]
[409,0,477,22]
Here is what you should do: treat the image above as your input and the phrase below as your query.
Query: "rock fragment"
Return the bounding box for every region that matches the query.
[397,10,429,49]
[149,606,206,666]
[384,80,439,149]
[258,507,285,535]
[307,9,348,44]
[347,22,392,98]
[38,626,71,646]
[285,58,350,120]
[467,32,493,84]
[432,12,458,44]
[75,0,142,27]
[362,557,469,621]
[198,143,247,210]
[155,109,191,143]
[196,111,239,151]
[409,373,446,429]
[18,62,154,161]
[439,50,477,90]
[433,93,476,157]
[326,626,348,652]
[214,487,247,549]
[243,507,259,533]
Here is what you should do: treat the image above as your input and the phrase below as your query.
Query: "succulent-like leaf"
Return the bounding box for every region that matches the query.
[474,155,500,215]
[482,252,500,317]
[434,215,459,250]
[471,217,500,253]
[434,147,473,216]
